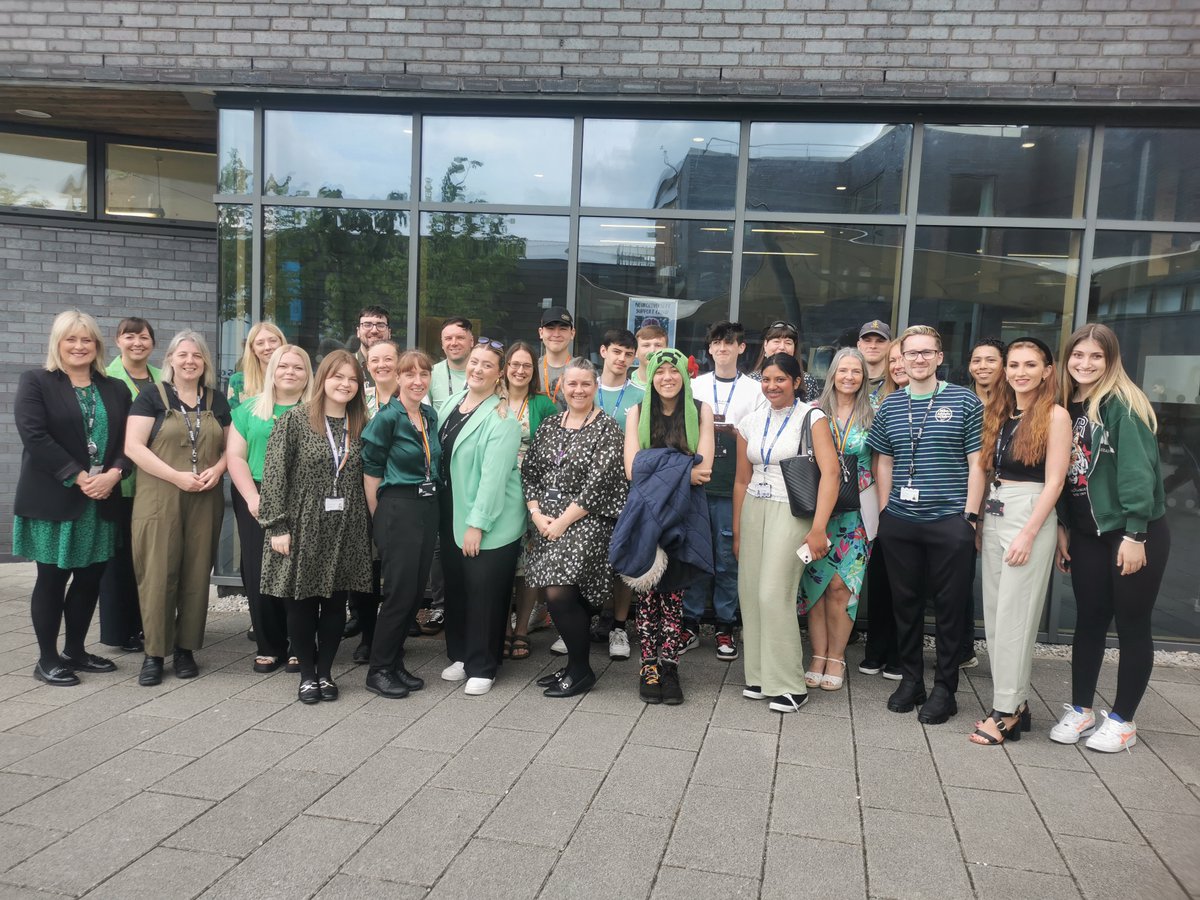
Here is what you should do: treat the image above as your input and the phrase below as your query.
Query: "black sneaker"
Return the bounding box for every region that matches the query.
[352,642,370,665]
[858,658,884,675]
[714,630,738,662]
[769,692,809,713]
[742,684,766,700]
[677,627,699,654]
[343,614,361,639]
[419,607,445,635]
[365,667,409,699]
[882,664,904,681]
[639,663,662,704]
[172,649,198,679]
[659,662,684,705]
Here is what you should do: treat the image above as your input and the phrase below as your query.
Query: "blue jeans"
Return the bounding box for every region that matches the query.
[683,495,739,626]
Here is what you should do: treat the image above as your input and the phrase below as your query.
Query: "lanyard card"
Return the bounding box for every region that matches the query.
[899,486,920,502]
[418,480,437,498]
[325,497,345,512]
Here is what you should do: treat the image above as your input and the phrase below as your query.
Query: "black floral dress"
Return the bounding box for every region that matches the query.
[521,412,627,607]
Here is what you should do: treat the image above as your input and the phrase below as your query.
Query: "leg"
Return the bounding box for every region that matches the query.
[1067,529,1116,710]
[753,499,810,698]
[98,496,141,647]
[1110,517,1170,721]
[807,596,830,666]
[132,488,183,659]
[371,492,439,672]
[708,496,740,628]
[657,590,685,664]
[511,576,539,646]
[174,489,223,652]
[613,580,632,629]
[233,483,281,658]
[546,585,592,679]
[878,512,929,687]
[439,495,467,663]
[822,575,855,670]
[960,550,979,664]
[286,598,320,682]
[636,590,660,663]
[61,562,106,659]
[862,541,898,669]
[30,563,72,667]
[736,496,768,688]
[315,593,346,681]
[923,515,976,694]
[460,540,521,680]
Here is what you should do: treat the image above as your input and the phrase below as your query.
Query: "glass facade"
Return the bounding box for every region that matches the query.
[215,106,1200,644]
[0,131,88,213]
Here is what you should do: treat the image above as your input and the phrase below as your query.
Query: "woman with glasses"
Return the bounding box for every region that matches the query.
[750,321,821,402]
[437,338,526,696]
[228,321,285,410]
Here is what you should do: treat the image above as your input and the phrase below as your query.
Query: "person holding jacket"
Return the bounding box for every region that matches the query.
[1052,324,1170,753]
[437,338,526,696]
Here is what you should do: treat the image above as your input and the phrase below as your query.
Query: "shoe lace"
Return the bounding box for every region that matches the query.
[716,634,733,648]
[640,664,660,685]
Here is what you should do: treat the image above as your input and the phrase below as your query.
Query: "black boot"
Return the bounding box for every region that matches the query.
[139,655,164,686]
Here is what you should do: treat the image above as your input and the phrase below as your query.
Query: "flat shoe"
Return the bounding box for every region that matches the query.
[544,670,596,698]
[59,651,117,673]
[173,649,199,679]
[464,677,494,696]
[138,655,164,687]
[34,661,80,686]
[537,668,567,688]
[319,678,339,702]
[298,679,320,704]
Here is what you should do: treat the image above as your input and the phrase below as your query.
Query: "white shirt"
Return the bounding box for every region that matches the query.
[691,372,761,427]
[737,400,827,502]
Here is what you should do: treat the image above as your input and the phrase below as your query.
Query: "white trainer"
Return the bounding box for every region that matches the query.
[609,629,631,660]
[1049,703,1096,744]
[440,661,466,682]
[464,677,494,696]
[1085,711,1137,753]
[550,637,568,655]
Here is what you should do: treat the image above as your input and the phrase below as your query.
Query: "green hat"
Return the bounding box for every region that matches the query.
[638,348,698,452]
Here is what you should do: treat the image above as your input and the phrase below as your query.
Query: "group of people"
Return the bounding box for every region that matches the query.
[15,303,1169,752]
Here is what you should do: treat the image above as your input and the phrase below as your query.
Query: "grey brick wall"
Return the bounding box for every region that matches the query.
[0,0,1197,104]
[0,221,217,563]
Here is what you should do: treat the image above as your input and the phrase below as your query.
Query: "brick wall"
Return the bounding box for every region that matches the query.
[0,0,1196,104]
[0,221,217,563]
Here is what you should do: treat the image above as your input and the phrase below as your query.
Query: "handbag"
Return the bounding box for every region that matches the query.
[779,409,860,519]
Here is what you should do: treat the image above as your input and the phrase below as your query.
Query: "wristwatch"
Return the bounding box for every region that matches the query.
[961,511,980,524]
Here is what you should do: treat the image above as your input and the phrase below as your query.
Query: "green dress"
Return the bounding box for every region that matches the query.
[13,385,117,569]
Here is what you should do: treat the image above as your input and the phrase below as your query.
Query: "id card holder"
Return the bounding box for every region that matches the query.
[417,480,437,498]
[899,486,920,502]
[88,465,104,476]
[715,442,729,459]
[984,497,1005,517]
[751,482,772,499]
[545,488,564,504]
[324,497,345,512]
[713,412,727,425]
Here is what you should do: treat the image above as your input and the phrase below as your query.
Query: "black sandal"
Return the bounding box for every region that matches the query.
[509,635,531,660]
[969,709,1022,746]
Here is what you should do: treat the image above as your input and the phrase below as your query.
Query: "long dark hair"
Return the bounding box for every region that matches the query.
[649,389,691,453]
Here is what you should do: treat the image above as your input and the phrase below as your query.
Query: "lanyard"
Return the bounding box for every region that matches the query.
[906,384,940,485]
[712,375,740,417]
[598,381,628,418]
[124,367,153,392]
[993,415,1020,484]
[75,385,100,464]
[760,399,798,467]
[554,410,593,466]
[325,416,350,496]
[510,395,529,422]
[543,358,562,403]
[831,413,854,456]
[178,386,205,475]
[413,409,432,479]
[447,365,456,398]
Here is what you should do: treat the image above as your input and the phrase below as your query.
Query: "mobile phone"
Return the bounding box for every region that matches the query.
[796,544,814,565]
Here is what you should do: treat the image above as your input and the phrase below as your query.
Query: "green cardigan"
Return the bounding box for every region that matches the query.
[527,393,559,443]
[437,390,527,550]
[105,356,163,498]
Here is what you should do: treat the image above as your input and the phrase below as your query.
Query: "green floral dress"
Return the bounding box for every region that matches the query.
[13,385,117,569]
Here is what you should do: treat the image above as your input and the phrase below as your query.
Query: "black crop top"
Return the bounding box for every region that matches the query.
[994,417,1046,483]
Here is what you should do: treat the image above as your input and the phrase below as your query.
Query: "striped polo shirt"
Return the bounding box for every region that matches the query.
[866,381,983,523]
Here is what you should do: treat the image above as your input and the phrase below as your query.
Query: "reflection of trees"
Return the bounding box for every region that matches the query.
[218,205,251,324]
[218,147,251,194]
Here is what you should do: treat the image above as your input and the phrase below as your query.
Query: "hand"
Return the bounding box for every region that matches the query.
[690,465,712,486]
[1055,526,1072,574]
[195,465,222,491]
[1116,539,1146,576]
[174,470,204,492]
[270,534,291,556]
[1004,529,1036,567]
[803,528,831,561]
[544,516,569,541]
[247,494,260,519]
[974,520,983,553]
[531,511,551,537]
[463,526,483,557]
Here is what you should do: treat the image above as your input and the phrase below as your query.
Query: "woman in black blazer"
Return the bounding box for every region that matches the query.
[13,310,131,686]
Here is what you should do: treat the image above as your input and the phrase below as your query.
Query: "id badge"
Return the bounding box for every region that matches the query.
[984,497,1005,517]
[418,480,437,498]
[713,412,727,425]
[324,497,345,512]
[545,488,564,504]
[88,465,104,476]
[751,482,772,499]
[715,443,729,459]
[900,486,920,502]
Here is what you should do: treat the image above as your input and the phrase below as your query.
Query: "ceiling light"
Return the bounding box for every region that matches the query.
[532,173,544,178]
[692,137,705,143]
[751,228,826,235]
[1021,141,1036,149]
[835,185,847,191]
[15,108,51,118]
[700,227,729,232]
[599,239,662,246]
[745,251,820,257]
[600,223,665,229]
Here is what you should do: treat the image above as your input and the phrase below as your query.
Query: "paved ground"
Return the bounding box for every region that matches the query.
[0,562,1197,900]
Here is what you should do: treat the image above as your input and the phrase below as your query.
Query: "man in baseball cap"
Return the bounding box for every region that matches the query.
[858,319,892,401]
[538,306,575,410]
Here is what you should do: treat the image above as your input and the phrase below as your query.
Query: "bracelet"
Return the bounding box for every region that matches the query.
[1121,535,1147,545]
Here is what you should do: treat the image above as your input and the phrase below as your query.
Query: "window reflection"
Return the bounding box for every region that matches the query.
[1098,128,1200,224]
[217,108,254,194]
[421,116,572,206]
[418,213,568,352]
[263,207,410,361]
[920,125,1090,218]
[910,226,1078,384]
[217,204,253,388]
[105,144,217,223]
[264,111,412,200]
[740,224,899,380]
[0,132,88,212]
[746,123,911,215]
[581,119,740,210]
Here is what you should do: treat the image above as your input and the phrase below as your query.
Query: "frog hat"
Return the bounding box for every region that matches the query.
[637,347,699,453]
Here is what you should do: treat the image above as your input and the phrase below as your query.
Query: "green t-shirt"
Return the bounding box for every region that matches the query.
[596,381,645,432]
[232,401,297,481]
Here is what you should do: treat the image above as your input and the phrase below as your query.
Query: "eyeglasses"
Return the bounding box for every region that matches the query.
[507,362,533,371]
[359,320,389,331]
[477,337,505,351]
[901,349,939,361]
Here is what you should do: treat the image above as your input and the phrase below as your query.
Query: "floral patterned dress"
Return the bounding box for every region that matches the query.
[798,418,873,618]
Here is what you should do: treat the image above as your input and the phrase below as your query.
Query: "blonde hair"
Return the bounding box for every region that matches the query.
[161,330,216,388]
[879,339,906,401]
[238,321,286,397]
[45,309,106,377]
[252,345,313,420]
[1061,324,1157,433]
[309,349,366,441]
[899,324,942,352]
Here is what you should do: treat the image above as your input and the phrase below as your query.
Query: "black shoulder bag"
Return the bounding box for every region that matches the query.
[779,409,860,519]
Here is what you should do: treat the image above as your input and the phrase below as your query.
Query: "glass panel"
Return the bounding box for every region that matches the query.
[0,131,88,212]
[264,111,412,200]
[746,123,911,215]
[739,224,900,381]
[580,118,740,210]
[217,108,254,194]
[910,226,1078,385]
[576,217,732,366]
[919,125,1091,219]
[421,116,572,207]
[1098,128,1200,224]
[217,204,253,392]
[418,213,569,353]
[263,207,410,360]
[105,144,217,223]
[1055,230,1200,643]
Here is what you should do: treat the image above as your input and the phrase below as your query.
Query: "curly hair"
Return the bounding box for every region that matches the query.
[980,339,1058,471]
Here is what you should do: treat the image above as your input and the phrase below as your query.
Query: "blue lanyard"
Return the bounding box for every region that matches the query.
[598,381,628,419]
[712,375,740,417]
[760,399,798,466]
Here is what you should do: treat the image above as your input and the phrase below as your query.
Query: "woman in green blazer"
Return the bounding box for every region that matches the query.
[437,338,526,696]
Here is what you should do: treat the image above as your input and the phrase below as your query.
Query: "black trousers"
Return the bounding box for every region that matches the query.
[878,510,976,694]
[32,561,106,667]
[370,487,439,671]
[232,481,289,659]
[862,536,899,668]
[97,496,143,646]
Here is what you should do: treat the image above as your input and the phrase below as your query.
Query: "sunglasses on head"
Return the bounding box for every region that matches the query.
[767,321,798,336]
[477,337,504,351]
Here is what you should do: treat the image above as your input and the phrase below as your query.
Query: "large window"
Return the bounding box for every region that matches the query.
[105,144,217,223]
[0,132,88,213]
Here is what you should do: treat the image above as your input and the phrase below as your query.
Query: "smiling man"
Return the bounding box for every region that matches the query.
[538,306,575,411]
[430,316,474,407]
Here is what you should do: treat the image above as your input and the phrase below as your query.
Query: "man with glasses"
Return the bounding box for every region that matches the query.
[430,316,475,408]
[354,306,392,382]
[867,325,985,725]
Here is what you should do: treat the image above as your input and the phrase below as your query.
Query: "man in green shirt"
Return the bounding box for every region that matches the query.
[429,316,474,407]
[596,328,644,430]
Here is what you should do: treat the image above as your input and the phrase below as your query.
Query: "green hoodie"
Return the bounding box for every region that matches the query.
[105,356,163,498]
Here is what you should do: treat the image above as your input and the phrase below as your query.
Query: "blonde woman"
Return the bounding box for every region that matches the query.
[228,321,285,409]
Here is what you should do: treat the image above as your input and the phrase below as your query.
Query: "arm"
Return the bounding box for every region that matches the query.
[226,424,259,516]
[691,402,715,485]
[804,417,840,558]
[364,475,381,517]
[873,453,893,512]
[14,371,87,483]
[544,501,587,541]
[124,415,194,491]
[1110,408,1160,576]
[964,450,985,523]
[462,414,522,552]
[1004,407,1071,566]
[732,431,751,560]
[623,404,641,479]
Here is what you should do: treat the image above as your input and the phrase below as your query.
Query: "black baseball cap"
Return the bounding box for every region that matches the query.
[540,306,574,328]
[859,319,892,340]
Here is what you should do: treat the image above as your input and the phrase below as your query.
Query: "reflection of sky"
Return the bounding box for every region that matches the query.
[264,111,413,199]
[422,117,572,205]
[580,119,739,208]
[419,213,569,258]
[218,109,254,191]
[749,123,891,161]
[0,134,87,209]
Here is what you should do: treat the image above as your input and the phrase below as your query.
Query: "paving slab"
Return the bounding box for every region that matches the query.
[1138,730,1200,787]
[0,821,65,871]
[135,698,281,758]
[1057,832,1191,900]
[862,807,972,900]
[314,873,427,900]
[857,745,949,818]
[770,761,862,845]
[478,760,602,849]
[305,746,449,825]
[537,709,636,771]
[762,831,866,900]
[149,727,311,801]
[663,783,769,879]
[430,725,548,796]
[1125,808,1200,897]
[427,836,557,900]
[690,724,777,793]
[591,742,696,818]
[650,865,760,898]
[540,807,671,900]
[0,772,61,818]
[945,785,1067,876]
[276,710,407,776]
[80,846,236,899]
[1019,765,1143,844]
[969,864,1083,900]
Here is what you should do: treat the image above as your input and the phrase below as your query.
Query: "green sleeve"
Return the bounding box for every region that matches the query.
[1108,404,1161,534]
[528,394,558,439]
[360,404,396,479]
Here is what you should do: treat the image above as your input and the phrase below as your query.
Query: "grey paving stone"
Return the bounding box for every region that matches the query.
[690,725,776,793]
[1085,739,1200,815]
[430,726,548,795]
[863,808,972,900]
[541,808,671,899]
[306,746,449,825]
[650,865,759,899]
[137,699,282,757]
[0,772,60,817]
[0,673,38,702]
[846,693,929,753]
[1056,833,1190,900]
[198,814,374,900]
[857,745,948,818]
[315,873,427,900]
[342,786,496,886]
[709,682,781,734]
[254,689,373,736]
[81,846,236,899]
[1150,678,1200,727]
[997,721,1093,773]
[539,709,636,771]
[4,791,210,896]
[770,761,861,845]
[9,685,148,739]
[0,822,65,870]
[762,831,866,900]
[627,695,714,752]
[0,699,56,731]
[777,707,855,771]
[1019,765,1142,844]
[164,767,340,858]
[663,783,769,879]
[478,761,603,849]
[7,713,173,780]
[276,710,406,776]
[924,728,1024,794]
[945,785,1067,876]
[149,728,311,801]
[390,692,495,754]
[1126,809,1200,897]
[134,672,265,720]
[591,743,696,818]
[1139,730,1200,787]
[427,837,556,900]
[0,732,54,770]
[489,680,582,733]
[1127,685,1200,736]
[969,863,1082,900]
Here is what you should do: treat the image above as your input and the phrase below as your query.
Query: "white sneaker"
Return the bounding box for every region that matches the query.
[1049,703,1097,744]
[464,677,494,696]
[550,637,568,655]
[440,661,466,682]
[609,628,630,660]
[1085,711,1137,753]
